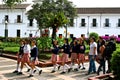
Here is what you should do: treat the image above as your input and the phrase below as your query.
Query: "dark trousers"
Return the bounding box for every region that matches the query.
[106,56,112,73]
[97,58,105,74]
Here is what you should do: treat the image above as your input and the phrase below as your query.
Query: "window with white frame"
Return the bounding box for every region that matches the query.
[81,18,86,27]
[105,18,110,27]
[29,19,33,26]
[92,18,97,27]
[118,19,120,27]
[17,15,21,23]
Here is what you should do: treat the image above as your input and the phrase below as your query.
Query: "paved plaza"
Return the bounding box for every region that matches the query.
[0,57,105,80]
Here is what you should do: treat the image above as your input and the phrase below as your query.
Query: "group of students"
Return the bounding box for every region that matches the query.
[51,36,116,75]
[51,37,86,74]
[96,37,116,75]
[13,36,116,77]
[13,39,42,77]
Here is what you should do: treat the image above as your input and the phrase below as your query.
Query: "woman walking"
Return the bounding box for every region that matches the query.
[28,40,42,77]
[51,40,60,73]
[77,38,86,70]
[86,37,97,75]
[13,40,25,73]
[97,39,106,75]
[17,39,31,75]
[60,38,71,74]
[70,40,78,70]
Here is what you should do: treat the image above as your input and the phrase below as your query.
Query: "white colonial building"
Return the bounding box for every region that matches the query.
[0,2,120,38]
[0,4,40,38]
[58,8,120,38]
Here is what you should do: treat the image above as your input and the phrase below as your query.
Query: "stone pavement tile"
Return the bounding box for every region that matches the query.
[0,57,109,80]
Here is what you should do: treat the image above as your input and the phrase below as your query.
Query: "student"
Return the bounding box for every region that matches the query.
[97,39,106,75]
[86,37,97,75]
[77,38,86,70]
[70,40,78,70]
[60,38,71,74]
[105,38,116,73]
[13,40,25,73]
[17,39,31,75]
[51,40,60,73]
[28,40,42,77]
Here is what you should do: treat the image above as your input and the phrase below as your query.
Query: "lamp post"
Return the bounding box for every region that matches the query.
[87,16,90,38]
[5,20,8,42]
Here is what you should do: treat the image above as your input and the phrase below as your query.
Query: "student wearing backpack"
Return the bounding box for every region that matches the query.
[105,38,116,73]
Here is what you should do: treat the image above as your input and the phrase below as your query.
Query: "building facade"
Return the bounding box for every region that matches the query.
[0,3,120,38]
[57,8,120,38]
[0,4,40,38]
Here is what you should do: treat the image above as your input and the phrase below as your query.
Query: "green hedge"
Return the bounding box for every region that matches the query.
[4,47,19,53]
[111,50,120,80]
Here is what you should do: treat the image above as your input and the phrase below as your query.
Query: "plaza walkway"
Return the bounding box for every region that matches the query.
[0,57,107,80]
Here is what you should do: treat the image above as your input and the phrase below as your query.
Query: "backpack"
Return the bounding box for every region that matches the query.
[103,41,116,57]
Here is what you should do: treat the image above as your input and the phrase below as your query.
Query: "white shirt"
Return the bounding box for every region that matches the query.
[89,42,97,55]
[23,44,31,54]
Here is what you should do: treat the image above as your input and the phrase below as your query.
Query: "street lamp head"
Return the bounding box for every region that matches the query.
[5,20,8,24]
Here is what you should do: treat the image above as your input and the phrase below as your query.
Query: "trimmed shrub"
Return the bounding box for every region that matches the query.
[111,50,120,80]
[89,32,99,40]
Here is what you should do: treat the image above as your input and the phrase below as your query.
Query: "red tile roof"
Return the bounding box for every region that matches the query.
[0,4,30,9]
[76,8,120,14]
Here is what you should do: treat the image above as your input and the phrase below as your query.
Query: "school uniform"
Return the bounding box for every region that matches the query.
[17,45,24,62]
[30,45,39,65]
[61,44,70,63]
[60,44,71,74]
[13,45,24,73]
[21,44,31,63]
[71,45,77,61]
[51,45,60,73]
[51,45,59,62]
[28,45,42,77]
[77,44,86,61]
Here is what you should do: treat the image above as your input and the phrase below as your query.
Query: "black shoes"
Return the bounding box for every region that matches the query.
[33,70,36,73]
[28,74,33,77]
[27,69,31,72]
[13,70,18,73]
[81,67,86,70]
[74,68,79,71]
[39,70,42,75]
[78,65,81,69]
[51,70,56,73]
[58,66,60,70]
[17,72,23,75]
[60,71,66,74]
[68,68,72,72]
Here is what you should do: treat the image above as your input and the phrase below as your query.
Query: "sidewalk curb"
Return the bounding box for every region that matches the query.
[88,73,113,80]
[0,53,89,67]
[1,53,113,80]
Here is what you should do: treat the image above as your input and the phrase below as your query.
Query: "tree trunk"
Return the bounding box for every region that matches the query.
[52,27,57,44]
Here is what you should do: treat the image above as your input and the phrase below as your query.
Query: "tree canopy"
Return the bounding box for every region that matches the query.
[27,0,77,39]
[3,0,26,7]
